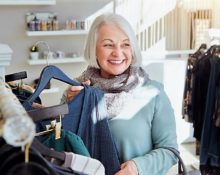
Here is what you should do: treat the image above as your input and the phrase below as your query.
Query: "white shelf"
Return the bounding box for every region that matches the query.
[41,87,59,94]
[0,0,56,5]
[26,30,88,36]
[28,57,85,65]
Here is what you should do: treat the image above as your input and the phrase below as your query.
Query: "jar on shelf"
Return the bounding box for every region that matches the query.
[34,17,41,31]
[47,20,52,31]
[41,20,47,31]
[52,16,59,31]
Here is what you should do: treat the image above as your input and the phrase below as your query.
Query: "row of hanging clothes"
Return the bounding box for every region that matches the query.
[0,65,121,175]
[182,44,220,174]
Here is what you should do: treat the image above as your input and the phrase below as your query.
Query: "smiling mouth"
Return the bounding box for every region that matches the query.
[108,60,124,64]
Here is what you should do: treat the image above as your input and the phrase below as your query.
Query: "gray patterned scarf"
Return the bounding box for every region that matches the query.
[76,66,149,118]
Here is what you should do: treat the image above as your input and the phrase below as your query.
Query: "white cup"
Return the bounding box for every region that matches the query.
[30,52,39,60]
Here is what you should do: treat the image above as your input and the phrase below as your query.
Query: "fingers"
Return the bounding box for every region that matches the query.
[114,161,138,175]
[65,80,90,102]
[82,80,91,86]
[120,162,126,169]
[69,85,84,91]
[66,85,83,102]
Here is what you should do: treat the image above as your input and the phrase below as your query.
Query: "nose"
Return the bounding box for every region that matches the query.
[112,45,123,57]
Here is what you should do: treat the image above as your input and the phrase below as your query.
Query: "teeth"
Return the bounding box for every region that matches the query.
[109,60,123,64]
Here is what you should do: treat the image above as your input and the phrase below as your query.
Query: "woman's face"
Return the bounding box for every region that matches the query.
[96,23,132,79]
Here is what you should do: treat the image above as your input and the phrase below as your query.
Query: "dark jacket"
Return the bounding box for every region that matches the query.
[62,86,120,175]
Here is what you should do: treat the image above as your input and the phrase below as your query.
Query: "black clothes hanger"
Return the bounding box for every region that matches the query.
[28,104,69,122]
[0,135,64,163]
[31,138,65,162]
[0,138,80,175]
[0,143,59,175]
[23,65,81,110]
[5,71,27,82]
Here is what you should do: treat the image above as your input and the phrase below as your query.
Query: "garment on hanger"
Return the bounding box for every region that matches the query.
[182,46,220,172]
[61,86,120,175]
[0,139,59,175]
[191,53,211,141]
[41,129,90,157]
[23,65,81,110]
[182,43,207,123]
[5,71,42,104]
[22,65,121,175]
[200,55,220,169]
[9,83,42,104]
[63,152,105,175]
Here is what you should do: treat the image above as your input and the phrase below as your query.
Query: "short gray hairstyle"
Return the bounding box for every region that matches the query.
[84,13,142,68]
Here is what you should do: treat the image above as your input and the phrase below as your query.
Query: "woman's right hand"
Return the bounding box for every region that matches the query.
[66,80,91,102]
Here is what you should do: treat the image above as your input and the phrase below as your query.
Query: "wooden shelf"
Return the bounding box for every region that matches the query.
[26,30,88,36]
[0,0,56,5]
[28,57,85,65]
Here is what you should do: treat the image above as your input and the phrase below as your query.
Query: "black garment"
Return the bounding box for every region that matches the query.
[0,144,58,175]
[182,55,198,122]
[200,165,220,175]
[200,56,220,167]
[191,54,211,141]
[0,139,84,175]
[182,45,206,122]
[214,76,220,127]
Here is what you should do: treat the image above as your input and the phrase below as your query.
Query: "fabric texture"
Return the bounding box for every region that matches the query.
[108,79,178,175]
[41,129,90,157]
[200,56,220,167]
[62,86,120,175]
[76,66,149,118]
[191,54,211,141]
[60,66,177,174]
[63,152,105,175]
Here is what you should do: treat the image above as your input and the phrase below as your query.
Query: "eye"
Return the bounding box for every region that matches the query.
[122,43,130,48]
[103,44,113,47]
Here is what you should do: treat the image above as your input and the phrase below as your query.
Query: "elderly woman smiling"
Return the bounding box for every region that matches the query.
[63,13,178,175]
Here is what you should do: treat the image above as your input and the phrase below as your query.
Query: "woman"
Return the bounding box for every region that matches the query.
[63,13,178,175]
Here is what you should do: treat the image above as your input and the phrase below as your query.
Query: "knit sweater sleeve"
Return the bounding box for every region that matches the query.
[132,83,178,175]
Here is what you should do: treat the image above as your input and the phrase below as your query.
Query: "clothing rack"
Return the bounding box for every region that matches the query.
[0,79,35,147]
[0,67,106,175]
[182,44,220,174]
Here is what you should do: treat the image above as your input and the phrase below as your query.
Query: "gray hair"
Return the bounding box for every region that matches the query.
[84,13,142,68]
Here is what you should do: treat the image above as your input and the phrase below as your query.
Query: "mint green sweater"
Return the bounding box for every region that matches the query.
[108,80,178,175]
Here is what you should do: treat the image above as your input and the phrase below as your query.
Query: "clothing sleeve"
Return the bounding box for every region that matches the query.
[132,84,178,175]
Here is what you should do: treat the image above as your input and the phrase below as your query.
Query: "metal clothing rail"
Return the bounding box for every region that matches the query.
[0,80,35,147]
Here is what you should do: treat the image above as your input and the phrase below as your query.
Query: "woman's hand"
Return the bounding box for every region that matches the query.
[66,80,91,102]
[115,160,138,175]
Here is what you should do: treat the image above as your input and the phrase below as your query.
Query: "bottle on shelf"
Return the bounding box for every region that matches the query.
[52,15,59,31]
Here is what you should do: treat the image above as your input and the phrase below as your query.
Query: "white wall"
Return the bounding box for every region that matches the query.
[0,0,112,106]
[212,0,220,28]
[143,57,194,144]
